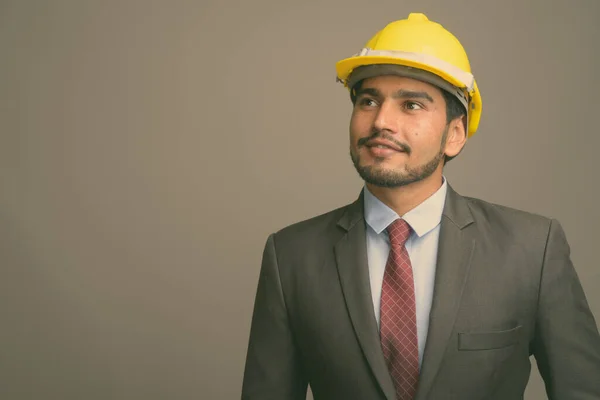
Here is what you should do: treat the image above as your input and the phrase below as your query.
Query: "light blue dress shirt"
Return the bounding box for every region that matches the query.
[363,177,448,368]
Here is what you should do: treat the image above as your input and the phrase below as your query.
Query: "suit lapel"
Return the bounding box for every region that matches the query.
[415,185,477,400]
[334,191,398,400]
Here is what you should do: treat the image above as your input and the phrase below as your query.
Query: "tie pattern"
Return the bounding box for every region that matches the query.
[380,218,419,399]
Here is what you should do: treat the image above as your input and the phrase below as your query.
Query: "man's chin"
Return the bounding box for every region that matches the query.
[355,166,406,187]
[357,162,403,176]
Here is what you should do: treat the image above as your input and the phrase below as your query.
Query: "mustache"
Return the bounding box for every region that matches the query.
[357,130,412,154]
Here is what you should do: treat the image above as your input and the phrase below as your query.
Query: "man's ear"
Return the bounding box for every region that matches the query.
[444,115,468,158]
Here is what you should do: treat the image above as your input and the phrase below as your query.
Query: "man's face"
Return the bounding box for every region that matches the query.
[349,75,451,188]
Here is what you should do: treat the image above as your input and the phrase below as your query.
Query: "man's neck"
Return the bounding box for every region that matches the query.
[366,175,444,217]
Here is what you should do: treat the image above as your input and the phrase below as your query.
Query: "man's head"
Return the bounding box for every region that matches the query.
[336,13,482,190]
[349,74,467,188]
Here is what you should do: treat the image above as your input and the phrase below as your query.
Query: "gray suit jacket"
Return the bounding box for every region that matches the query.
[241,185,600,399]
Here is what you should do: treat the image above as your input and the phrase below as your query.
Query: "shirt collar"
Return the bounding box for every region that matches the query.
[363,177,448,238]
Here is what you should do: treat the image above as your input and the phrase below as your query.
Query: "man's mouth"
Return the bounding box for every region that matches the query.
[365,139,405,152]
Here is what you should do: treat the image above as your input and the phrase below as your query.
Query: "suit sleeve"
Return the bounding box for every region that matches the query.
[532,218,600,399]
[241,234,308,400]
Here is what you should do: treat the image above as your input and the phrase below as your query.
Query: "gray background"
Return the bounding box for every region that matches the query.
[1,0,599,399]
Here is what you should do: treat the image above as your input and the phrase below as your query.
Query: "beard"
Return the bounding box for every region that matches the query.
[350,126,448,188]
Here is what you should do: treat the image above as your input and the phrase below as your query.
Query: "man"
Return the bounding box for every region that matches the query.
[241,13,600,400]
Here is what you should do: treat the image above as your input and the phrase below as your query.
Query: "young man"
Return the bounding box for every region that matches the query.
[241,13,600,400]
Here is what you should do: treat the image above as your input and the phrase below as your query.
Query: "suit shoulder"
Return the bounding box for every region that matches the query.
[271,202,352,245]
[462,195,554,235]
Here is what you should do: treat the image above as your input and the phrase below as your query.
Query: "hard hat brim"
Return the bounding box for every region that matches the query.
[337,54,468,92]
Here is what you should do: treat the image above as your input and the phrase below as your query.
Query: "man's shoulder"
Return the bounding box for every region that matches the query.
[270,200,358,246]
[461,193,555,234]
[464,194,550,219]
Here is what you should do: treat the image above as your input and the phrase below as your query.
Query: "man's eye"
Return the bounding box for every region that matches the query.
[359,98,378,107]
[404,101,423,110]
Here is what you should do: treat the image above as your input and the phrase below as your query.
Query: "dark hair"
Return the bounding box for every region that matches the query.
[350,80,467,164]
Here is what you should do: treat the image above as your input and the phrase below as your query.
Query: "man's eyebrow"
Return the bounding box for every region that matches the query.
[393,89,434,103]
[355,87,381,98]
[355,87,434,103]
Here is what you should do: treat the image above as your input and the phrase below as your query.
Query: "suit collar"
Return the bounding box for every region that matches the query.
[441,183,475,230]
[336,189,365,232]
[363,178,448,238]
[336,179,468,232]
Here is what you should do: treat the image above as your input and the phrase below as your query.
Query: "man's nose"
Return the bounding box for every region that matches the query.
[372,101,398,133]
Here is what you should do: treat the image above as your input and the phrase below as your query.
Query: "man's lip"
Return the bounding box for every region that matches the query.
[365,139,404,152]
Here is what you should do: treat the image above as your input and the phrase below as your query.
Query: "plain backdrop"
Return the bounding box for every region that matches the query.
[1,0,599,399]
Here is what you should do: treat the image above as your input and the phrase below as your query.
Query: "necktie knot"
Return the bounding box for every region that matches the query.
[387,218,412,247]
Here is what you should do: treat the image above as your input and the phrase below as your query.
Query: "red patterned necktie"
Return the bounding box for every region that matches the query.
[380,218,419,400]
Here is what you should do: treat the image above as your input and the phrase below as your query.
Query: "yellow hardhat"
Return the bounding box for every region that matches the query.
[336,13,482,137]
